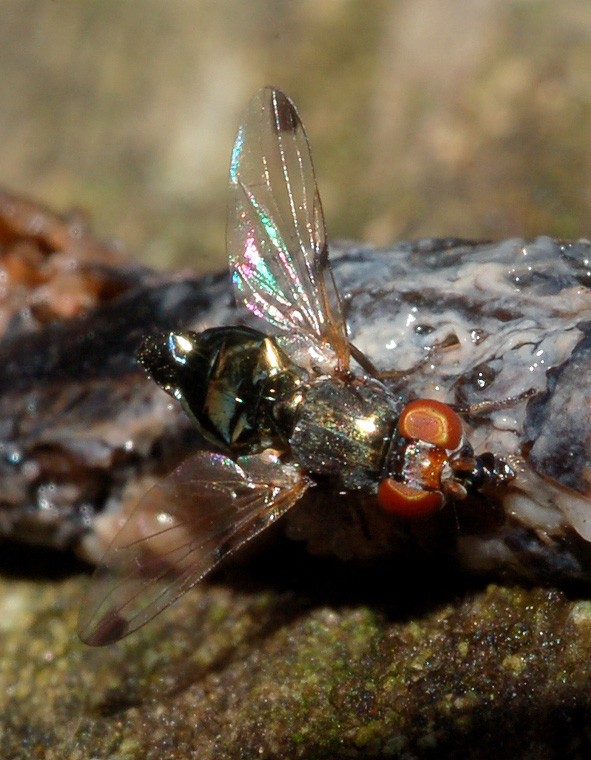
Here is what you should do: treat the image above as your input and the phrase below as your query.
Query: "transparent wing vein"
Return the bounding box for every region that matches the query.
[78,451,308,645]
[228,87,349,369]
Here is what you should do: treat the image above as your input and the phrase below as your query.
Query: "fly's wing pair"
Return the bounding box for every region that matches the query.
[78,88,344,645]
[228,87,350,374]
[78,452,309,645]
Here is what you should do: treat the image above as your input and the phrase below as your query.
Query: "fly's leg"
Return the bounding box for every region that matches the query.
[374,337,459,387]
[454,388,537,417]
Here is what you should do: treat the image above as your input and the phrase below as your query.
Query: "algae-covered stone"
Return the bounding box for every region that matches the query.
[2,549,591,759]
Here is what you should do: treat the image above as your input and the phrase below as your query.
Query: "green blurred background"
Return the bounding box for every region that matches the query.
[1,0,590,270]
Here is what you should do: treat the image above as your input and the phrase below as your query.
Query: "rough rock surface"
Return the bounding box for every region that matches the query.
[3,545,591,759]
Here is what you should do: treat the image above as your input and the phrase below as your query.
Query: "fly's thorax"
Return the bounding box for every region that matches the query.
[138,326,304,453]
[287,377,403,491]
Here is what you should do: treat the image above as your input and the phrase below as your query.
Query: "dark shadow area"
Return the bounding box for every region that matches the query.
[0,538,91,581]
[216,530,479,621]
[301,692,591,760]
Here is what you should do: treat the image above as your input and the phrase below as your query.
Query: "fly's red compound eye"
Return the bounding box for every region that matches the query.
[378,479,444,519]
[398,399,463,450]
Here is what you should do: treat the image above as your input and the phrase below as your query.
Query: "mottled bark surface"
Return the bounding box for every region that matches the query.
[1,194,591,757]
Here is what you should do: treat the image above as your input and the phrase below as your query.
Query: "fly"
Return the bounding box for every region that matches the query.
[78,88,514,646]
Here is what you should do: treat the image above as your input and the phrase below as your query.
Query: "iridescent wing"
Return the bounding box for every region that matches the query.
[78,451,309,646]
[228,87,350,372]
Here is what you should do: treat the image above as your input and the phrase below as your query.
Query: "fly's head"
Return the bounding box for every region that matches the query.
[378,398,516,519]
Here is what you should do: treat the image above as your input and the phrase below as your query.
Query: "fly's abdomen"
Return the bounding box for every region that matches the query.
[138,326,303,453]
